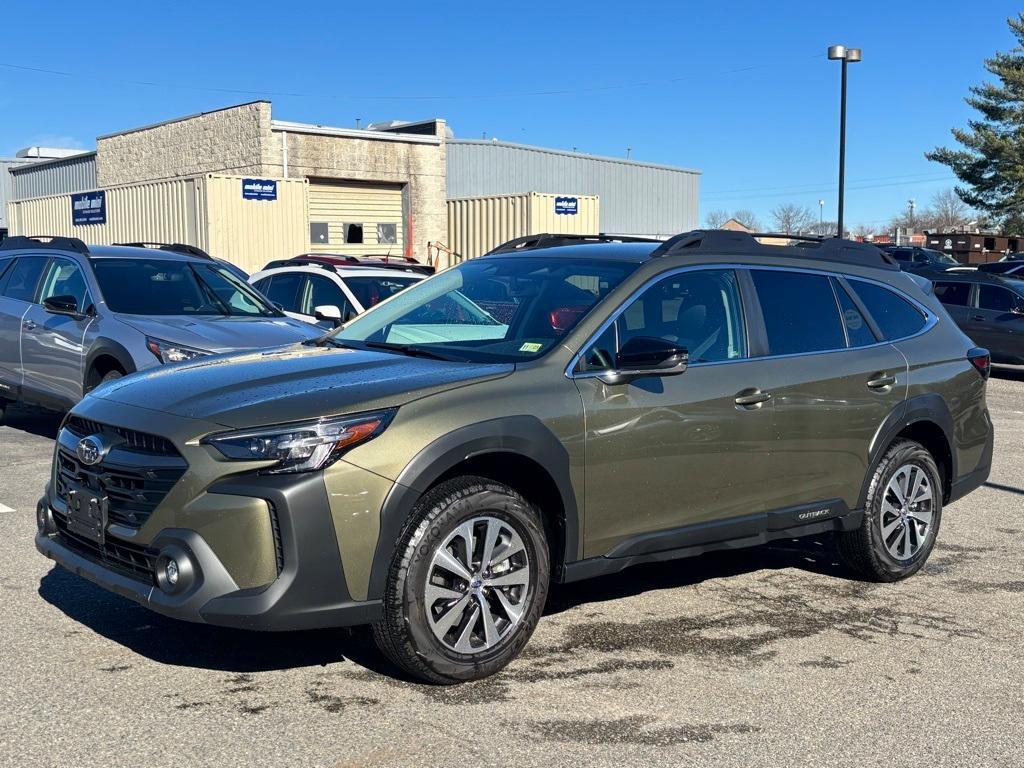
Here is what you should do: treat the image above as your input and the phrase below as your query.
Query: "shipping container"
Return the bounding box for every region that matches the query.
[446,192,599,263]
[6,174,309,274]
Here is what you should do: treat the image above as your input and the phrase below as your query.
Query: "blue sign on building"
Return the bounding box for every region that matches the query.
[242,178,278,201]
[554,196,578,215]
[71,191,106,225]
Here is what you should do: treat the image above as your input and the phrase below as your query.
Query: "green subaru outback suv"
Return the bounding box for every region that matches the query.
[36,230,993,683]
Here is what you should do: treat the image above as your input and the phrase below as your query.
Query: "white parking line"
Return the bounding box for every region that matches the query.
[0,503,15,513]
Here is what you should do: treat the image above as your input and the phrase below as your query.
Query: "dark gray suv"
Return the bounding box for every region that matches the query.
[0,237,318,415]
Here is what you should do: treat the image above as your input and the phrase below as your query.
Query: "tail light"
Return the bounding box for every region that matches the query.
[967,347,991,379]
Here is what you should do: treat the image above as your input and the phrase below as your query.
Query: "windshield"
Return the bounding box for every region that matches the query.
[94,258,281,317]
[925,249,959,265]
[344,275,421,309]
[334,257,638,362]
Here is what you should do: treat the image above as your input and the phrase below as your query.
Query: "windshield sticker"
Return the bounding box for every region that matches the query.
[519,342,543,353]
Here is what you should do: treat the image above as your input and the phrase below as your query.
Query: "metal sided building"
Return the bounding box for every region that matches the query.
[5,102,448,272]
[446,140,700,248]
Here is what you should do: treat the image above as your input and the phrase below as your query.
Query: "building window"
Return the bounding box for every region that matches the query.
[310,222,329,244]
[377,223,397,245]
[343,223,364,244]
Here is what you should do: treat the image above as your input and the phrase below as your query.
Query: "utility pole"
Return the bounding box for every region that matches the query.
[818,199,825,232]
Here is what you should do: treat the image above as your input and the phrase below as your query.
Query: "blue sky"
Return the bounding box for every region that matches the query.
[1,0,1020,231]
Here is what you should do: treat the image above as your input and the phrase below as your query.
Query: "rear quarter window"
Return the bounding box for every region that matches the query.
[849,280,927,340]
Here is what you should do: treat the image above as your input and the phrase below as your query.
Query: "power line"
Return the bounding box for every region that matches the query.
[703,171,954,197]
[703,174,957,203]
[0,52,823,102]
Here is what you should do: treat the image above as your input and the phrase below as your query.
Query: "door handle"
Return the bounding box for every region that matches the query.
[867,374,897,390]
[22,320,37,331]
[972,315,985,321]
[735,389,772,408]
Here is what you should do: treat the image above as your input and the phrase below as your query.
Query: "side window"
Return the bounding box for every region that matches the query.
[1,256,48,303]
[578,269,747,370]
[38,258,92,311]
[979,285,1022,313]
[833,278,877,347]
[305,275,352,316]
[849,280,927,340]
[934,282,971,307]
[262,273,305,312]
[751,270,845,355]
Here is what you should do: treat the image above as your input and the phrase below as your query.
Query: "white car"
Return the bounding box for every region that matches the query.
[249,264,425,327]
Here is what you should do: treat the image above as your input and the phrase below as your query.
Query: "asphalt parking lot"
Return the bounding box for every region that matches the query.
[1,372,1022,768]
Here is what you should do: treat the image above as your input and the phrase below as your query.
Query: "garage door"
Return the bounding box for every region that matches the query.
[308,180,404,256]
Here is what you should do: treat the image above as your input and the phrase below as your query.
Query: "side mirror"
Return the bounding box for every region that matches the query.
[598,336,688,385]
[42,295,81,317]
[314,304,344,328]
[1011,304,1024,316]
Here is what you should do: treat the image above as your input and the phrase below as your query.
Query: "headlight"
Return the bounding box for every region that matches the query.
[201,409,395,474]
[146,336,212,364]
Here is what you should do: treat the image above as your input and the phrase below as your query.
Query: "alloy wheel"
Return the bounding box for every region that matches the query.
[425,516,531,653]
[880,463,934,560]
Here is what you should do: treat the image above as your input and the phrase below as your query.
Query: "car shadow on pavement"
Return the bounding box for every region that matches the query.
[1,403,63,440]
[545,534,852,616]
[37,566,405,678]
[39,535,854,676]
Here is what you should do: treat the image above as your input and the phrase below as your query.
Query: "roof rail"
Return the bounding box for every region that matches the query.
[113,242,214,260]
[0,235,90,255]
[650,229,898,271]
[484,233,663,256]
[263,258,339,272]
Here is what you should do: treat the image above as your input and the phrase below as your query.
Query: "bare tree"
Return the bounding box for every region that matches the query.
[731,209,762,231]
[704,209,730,228]
[806,220,838,237]
[853,223,875,239]
[927,188,971,231]
[770,204,815,234]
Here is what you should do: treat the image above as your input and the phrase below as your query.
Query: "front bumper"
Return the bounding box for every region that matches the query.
[36,471,383,631]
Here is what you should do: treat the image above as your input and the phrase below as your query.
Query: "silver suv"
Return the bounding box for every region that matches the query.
[0,237,318,415]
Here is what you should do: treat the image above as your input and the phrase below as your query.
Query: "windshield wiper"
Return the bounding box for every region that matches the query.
[362,341,463,361]
[303,333,352,348]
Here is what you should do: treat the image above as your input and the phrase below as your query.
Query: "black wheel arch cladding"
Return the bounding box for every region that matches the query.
[861,393,956,509]
[367,415,579,601]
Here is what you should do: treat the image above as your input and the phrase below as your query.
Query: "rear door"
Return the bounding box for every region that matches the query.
[971,283,1024,362]
[20,257,96,404]
[0,255,49,398]
[744,269,910,517]
[933,280,975,335]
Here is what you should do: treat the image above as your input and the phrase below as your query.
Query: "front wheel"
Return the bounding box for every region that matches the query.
[838,440,943,581]
[373,476,550,684]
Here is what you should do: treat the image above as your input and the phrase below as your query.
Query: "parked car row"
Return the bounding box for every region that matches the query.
[30,229,993,684]
[0,239,433,416]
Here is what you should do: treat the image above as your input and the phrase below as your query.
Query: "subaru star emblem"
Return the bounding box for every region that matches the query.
[76,436,104,466]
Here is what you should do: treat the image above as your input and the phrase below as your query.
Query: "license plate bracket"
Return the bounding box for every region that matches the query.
[65,483,107,543]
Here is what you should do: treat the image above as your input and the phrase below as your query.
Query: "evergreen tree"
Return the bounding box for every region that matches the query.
[927,14,1024,233]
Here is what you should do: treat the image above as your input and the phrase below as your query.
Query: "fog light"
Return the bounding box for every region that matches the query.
[165,559,179,586]
[155,546,195,595]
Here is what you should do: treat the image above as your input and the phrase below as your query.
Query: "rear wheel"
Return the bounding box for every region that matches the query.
[373,476,550,684]
[839,440,942,581]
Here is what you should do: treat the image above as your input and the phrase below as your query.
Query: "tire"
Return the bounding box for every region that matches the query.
[372,476,550,684]
[86,369,123,393]
[838,440,943,582]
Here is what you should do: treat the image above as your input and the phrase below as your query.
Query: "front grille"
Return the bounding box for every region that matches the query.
[51,510,158,583]
[65,415,178,456]
[56,420,187,529]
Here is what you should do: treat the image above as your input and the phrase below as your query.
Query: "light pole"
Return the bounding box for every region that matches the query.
[818,199,825,232]
[828,44,862,239]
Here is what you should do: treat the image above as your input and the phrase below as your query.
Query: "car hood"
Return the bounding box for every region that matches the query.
[91,343,514,428]
[115,313,320,351]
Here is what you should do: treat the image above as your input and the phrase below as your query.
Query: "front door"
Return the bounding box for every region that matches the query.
[575,268,778,558]
[20,257,95,404]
